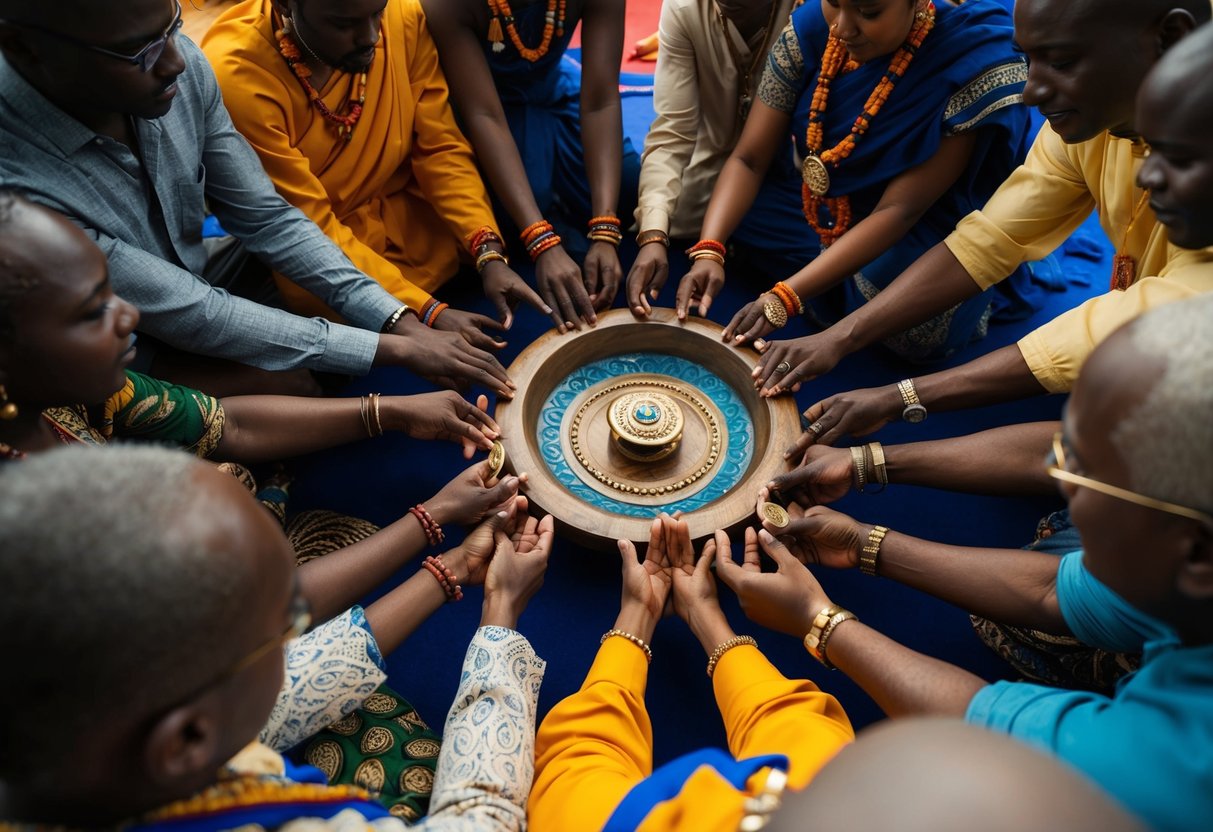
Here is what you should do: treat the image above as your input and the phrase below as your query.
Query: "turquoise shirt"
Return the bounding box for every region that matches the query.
[967,551,1213,831]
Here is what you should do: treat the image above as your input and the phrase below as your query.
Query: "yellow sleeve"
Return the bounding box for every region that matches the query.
[945,125,1097,291]
[713,645,854,790]
[406,6,501,246]
[528,638,653,832]
[1018,254,1213,392]
[206,38,434,310]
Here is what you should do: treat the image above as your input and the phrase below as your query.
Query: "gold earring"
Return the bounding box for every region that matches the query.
[0,385,17,420]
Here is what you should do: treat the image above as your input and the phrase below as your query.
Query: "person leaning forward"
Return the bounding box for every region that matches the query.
[0,0,514,399]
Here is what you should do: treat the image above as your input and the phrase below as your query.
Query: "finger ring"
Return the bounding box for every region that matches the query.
[808,421,824,436]
[774,361,791,374]
[762,299,788,328]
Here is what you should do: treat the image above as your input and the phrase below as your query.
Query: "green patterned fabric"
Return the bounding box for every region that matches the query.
[299,684,441,821]
[99,370,225,456]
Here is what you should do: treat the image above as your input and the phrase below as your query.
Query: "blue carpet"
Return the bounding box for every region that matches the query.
[285,94,1110,761]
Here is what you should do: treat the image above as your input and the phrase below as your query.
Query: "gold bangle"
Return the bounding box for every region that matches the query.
[803,603,845,661]
[369,392,383,437]
[867,441,887,487]
[475,249,508,273]
[859,525,888,576]
[850,445,867,492]
[706,635,757,678]
[689,249,725,266]
[815,609,857,670]
[381,304,410,333]
[601,629,653,663]
[636,229,670,248]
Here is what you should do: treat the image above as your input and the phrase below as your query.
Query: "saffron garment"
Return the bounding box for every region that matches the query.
[203,0,501,317]
[635,0,797,239]
[0,628,546,831]
[527,637,853,831]
[966,552,1213,832]
[740,0,1033,361]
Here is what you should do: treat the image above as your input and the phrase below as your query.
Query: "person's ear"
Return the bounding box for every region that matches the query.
[142,702,224,788]
[1176,522,1213,601]
[1155,9,1199,55]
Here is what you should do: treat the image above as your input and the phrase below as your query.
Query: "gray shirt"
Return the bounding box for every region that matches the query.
[0,37,400,374]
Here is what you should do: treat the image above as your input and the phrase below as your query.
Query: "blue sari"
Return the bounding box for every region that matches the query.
[737,0,1033,360]
[480,0,639,252]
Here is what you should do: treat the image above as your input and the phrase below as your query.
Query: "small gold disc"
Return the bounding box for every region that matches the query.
[801,153,830,197]
[761,502,790,528]
[488,440,506,480]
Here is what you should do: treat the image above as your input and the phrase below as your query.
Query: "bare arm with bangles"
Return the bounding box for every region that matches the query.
[297,460,527,623]
[769,421,1060,507]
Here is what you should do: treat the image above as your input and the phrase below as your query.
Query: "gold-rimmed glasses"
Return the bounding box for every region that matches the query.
[1047,432,1213,527]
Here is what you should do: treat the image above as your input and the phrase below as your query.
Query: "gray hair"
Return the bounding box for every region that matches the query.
[0,445,254,777]
[1110,294,1213,516]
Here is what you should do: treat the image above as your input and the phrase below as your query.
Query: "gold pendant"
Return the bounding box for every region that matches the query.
[801,153,830,196]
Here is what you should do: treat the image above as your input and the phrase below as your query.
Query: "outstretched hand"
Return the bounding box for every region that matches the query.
[616,517,674,643]
[388,391,499,459]
[769,444,855,504]
[625,243,670,317]
[480,260,552,329]
[715,527,831,638]
[482,511,554,629]
[751,331,847,398]
[426,460,527,529]
[667,515,720,622]
[757,497,869,571]
[785,386,903,455]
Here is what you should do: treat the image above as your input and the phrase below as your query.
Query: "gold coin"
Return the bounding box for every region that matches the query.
[488,440,506,480]
[761,502,790,528]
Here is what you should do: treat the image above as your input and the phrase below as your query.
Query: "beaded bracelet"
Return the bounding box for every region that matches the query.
[587,214,623,246]
[475,249,509,273]
[859,525,888,576]
[409,504,445,546]
[526,231,563,261]
[769,281,805,317]
[687,239,726,259]
[422,554,463,602]
[521,219,553,245]
[706,635,757,678]
[601,629,653,663]
[381,304,411,333]
[418,299,449,327]
[466,225,503,257]
[636,229,670,248]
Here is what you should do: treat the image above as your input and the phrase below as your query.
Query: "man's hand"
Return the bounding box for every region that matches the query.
[480,260,551,329]
[378,315,515,398]
[715,527,831,638]
[768,445,855,505]
[431,306,508,351]
[482,512,554,629]
[624,242,670,317]
[535,245,596,333]
[426,461,526,529]
[385,391,498,458]
[583,240,622,312]
[675,258,725,321]
[752,331,848,397]
[785,385,904,455]
[756,492,867,570]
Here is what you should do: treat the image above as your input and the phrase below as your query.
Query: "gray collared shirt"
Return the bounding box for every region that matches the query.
[0,37,400,374]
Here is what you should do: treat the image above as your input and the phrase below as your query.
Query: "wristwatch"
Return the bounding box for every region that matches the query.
[897,378,927,423]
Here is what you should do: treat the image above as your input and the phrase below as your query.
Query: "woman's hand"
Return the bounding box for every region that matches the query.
[480,260,552,330]
[426,461,526,528]
[675,258,726,320]
[715,527,831,638]
[625,242,670,317]
[431,305,509,352]
[722,294,781,346]
[615,517,673,643]
[668,516,720,622]
[451,497,527,586]
[768,445,855,506]
[784,386,904,455]
[756,491,867,569]
[752,331,849,398]
[482,512,554,629]
[535,245,596,333]
[583,241,622,312]
[386,391,498,458]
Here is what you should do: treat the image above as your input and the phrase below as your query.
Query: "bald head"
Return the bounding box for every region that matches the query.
[768,720,1143,832]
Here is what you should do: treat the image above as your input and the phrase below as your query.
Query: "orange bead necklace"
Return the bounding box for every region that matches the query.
[802,2,935,246]
[276,27,367,142]
[487,0,567,62]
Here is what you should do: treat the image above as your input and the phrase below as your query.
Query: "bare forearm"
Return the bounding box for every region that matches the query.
[214,395,372,462]
[831,242,982,353]
[363,568,449,655]
[699,155,768,242]
[913,345,1048,412]
[826,620,987,717]
[466,113,546,227]
[297,514,427,623]
[581,102,623,217]
[883,421,1059,496]
[786,207,917,300]
[874,531,1067,633]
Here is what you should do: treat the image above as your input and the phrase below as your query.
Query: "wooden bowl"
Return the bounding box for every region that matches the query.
[495,308,801,549]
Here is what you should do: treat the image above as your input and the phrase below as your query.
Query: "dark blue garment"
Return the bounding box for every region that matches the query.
[736,0,1035,360]
[481,3,639,252]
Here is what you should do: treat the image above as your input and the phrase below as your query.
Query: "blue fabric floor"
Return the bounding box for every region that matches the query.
[286,88,1110,761]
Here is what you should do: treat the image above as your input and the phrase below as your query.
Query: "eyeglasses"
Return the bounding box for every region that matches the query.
[213,594,312,689]
[1047,432,1213,527]
[0,0,183,73]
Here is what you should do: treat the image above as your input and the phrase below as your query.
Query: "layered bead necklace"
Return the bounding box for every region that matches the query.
[801,1,935,246]
[276,23,368,142]
[487,0,567,62]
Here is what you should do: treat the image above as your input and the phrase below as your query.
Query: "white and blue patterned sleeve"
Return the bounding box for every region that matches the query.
[418,626,547,831]
[260,606,388,753]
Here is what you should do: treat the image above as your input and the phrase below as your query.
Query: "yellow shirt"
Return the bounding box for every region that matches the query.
[202,0,497,316]
[944,124,1213,391]
[528,637,853,832]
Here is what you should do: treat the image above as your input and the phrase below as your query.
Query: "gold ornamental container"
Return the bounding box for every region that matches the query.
[607,390,684,462]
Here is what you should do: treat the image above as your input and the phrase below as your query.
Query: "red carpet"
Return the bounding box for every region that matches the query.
[569,0,663,73]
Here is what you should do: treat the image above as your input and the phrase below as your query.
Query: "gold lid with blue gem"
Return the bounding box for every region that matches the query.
[607,390,684,462]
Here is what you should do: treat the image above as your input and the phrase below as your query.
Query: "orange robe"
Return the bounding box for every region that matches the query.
[203,0,498,317]
[528,637,854,831]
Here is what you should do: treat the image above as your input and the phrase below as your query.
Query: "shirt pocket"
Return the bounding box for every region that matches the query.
[176,164,208,243]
